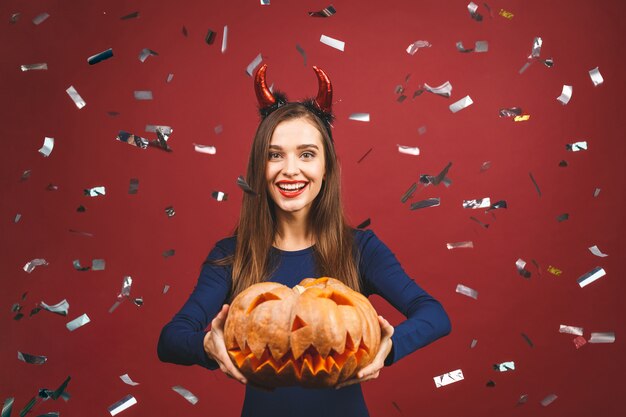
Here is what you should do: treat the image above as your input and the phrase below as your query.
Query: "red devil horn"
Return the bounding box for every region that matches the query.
[254,64,276,108]
[313,66,332,113]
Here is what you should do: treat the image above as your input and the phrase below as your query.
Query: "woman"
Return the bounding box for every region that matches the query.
[157,64,451,417]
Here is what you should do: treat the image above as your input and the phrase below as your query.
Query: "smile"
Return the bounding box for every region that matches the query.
[276,181,308,198]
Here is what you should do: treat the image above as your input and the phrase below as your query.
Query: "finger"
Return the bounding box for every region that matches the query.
[211,304,230,330]
[219,354,247,384]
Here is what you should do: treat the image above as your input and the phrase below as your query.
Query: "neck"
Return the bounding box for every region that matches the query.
[274,211,314,251]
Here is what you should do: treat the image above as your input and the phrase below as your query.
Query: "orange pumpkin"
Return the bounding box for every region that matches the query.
[224,277,381,388]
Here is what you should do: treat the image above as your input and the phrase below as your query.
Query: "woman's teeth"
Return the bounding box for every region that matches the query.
[278,183,306,191]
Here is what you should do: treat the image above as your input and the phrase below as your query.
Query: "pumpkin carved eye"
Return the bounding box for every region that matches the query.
[224,277,381,388]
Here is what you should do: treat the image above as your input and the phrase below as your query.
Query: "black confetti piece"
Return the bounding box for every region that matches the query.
[521,332,534,348]
[529,172,541,197]
[120,11,139,20]
[357,148,372,163]
[356,218,371,229]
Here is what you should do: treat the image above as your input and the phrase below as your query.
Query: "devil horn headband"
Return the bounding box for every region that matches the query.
[254,64,335,134]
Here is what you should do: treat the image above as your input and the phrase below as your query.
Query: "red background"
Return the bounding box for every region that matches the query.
[1,0,624,416]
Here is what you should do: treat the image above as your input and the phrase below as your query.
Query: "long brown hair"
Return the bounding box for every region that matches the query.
[214,103,360,300]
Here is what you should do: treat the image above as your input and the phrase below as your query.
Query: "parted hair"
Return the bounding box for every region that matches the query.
[212,103,360,300]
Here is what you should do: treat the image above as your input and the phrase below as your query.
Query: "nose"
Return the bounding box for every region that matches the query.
[282,154,301,176]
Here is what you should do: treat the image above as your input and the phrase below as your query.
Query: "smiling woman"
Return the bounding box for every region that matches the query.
[157,65,451,417]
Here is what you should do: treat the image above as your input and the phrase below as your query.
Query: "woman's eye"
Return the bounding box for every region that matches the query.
[268,152,281,159]
[301,151,315,159]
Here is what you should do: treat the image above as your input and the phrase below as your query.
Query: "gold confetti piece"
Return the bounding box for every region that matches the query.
[499,9,514,19]
[514,115,530,122]
[547,265,562,276]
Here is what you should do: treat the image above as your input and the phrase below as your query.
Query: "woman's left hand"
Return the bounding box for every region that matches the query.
[336,315,394,389]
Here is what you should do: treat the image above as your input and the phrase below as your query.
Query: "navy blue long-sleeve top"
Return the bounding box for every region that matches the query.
[158,229,451,417]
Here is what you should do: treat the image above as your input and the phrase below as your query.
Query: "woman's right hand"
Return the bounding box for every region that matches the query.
[203,304,248,385]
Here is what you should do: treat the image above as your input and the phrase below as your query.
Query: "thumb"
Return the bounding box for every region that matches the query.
[212,304,230,329]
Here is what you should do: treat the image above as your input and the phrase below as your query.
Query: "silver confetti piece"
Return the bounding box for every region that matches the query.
[462,198,490,209]
[17,351,47,365]
[423,81,452,97]
[447,241,474,249]
[516,258,531,278]
[14,214,21,223]
[163,285,170,294]
[129,179,139,194]
[349,113,370,122]
[456,284,478,299]
[470,339,478,348]
[410,198,440,210]
[449,96,473,113]
[21,170,32,181]
[88,48,113,65]
[212,191,227,201]
[401,183,417,203]
[557,85,573,105]
[418,126,427,135]
[138,48,158,62]
[246,53,263,76]
[66,313,90,331]
[23,259,48,273]
[406,40,431,55]
[530,37,542,58]
[145,124,173,134]
[540,394,557,407]
[320,34,345,51]
[133,297,143,306]
[40,299,69,316]
[499,107,522,117]
[221,25,228,53]
[73,259,90,271]
[166,73,174,83]
[85,186,106,197]
[494,361,515,372]
[309,5,336,17]
[120,374,140,386]
[108,394,137,416]
[236,176,257,195]
[121,276,132,298]
[474,41,488,52]
[589,67,604,86]
[594,188,601,197]
[296,44,307,66]
[517,394,529,405]
[1,398,14,417]
[10,13,21,23]
[21,63,48,71]
[193,144,216,154]
[66,86,86,109]
[92,259,106,271]
[38,137,54,157]
[32,13,50,25]
[455,41,474,53]
[588,245,608,257]
[559,325,583,336]
[480,161,491,171]
[589,332,615,343]
[518,62,532,74]
[577,266,606,288]
[261,0,271,5]
[117,131,149,149]
[434,369,464,388]
[397,145,420,156]
[134,90,153,100]
[467,2,478,14]
[214,125,223,134]
[529,172,541,197]
[172,386,198,405]
[165,206,175,217]
[566,141,587,151]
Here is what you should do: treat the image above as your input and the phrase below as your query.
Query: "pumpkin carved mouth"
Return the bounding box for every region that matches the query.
[224,278,381,388]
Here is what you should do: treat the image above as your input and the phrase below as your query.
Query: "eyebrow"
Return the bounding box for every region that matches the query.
[268,144,319,150]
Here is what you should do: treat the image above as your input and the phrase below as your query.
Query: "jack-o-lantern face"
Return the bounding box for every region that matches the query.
[224,277,381,388]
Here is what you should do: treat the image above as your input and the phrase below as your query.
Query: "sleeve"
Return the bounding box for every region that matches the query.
[156,240,233,370]
[357,230,452,365]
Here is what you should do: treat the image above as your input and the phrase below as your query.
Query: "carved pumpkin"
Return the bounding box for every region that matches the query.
[224,277,381,388]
